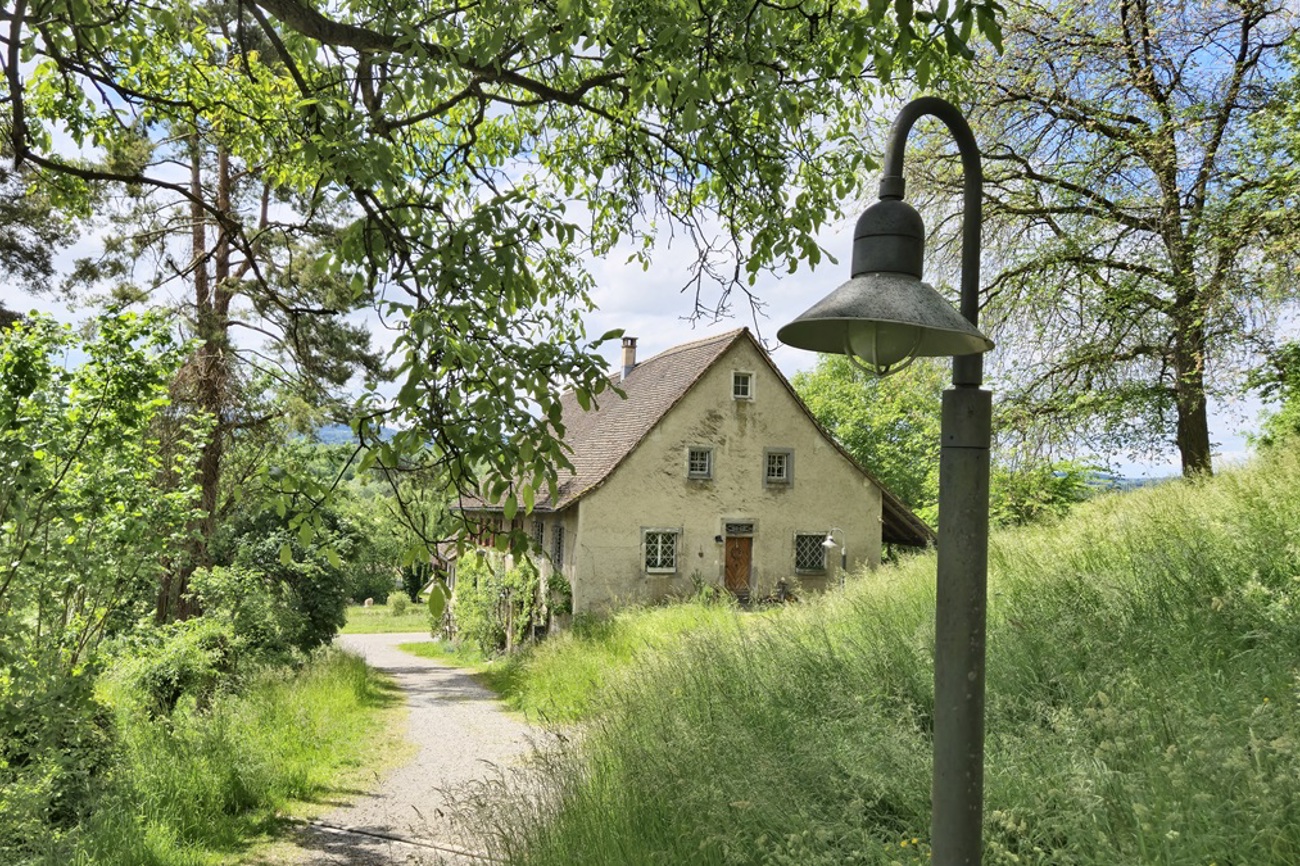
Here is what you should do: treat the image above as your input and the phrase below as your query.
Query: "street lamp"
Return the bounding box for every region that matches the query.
[778,96,993,866]
[822,528,847,589]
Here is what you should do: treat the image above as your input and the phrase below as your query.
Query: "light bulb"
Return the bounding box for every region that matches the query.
[844,321,922,376]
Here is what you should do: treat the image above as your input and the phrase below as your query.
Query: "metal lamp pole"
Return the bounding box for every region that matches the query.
[777,94,992,865]
[882,98,991,866]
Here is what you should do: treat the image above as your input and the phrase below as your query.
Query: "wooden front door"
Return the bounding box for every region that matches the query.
[724,536,752,598]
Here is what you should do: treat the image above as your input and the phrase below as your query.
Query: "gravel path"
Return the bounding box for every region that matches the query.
[289,633,538,865]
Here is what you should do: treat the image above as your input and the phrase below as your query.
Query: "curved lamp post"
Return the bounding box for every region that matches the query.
[778,96,993,866]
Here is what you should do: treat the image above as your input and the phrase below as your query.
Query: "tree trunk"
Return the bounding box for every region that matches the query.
[1172,310,1213,476]
[157,136,234,621]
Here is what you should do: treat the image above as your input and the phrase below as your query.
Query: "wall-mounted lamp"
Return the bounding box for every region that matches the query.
[822,528,847,586]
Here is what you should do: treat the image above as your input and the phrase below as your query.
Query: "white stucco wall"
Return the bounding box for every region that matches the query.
[568,338,883,613]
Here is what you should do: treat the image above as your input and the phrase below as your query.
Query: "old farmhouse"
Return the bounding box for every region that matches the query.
[462,328,932,614]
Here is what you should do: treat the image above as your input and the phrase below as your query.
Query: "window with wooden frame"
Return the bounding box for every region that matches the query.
[687,446,713,480]
[764,448,793,486]
[732,371,754,400]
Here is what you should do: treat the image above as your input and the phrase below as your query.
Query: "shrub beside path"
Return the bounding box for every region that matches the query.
[288,632,536,865]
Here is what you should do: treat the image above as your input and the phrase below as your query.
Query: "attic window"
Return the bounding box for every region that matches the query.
[732,371,753,400]
[764,449,793,486]
[687,447,713,479]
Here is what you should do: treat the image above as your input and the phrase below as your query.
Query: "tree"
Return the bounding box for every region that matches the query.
[1247,340,1300,447]
[0,136,72,294]
[793,354,1098,528]
[908,0,1297,475]
[792,354,945,521]
[39,4,387,619]
[5,0,1003,561]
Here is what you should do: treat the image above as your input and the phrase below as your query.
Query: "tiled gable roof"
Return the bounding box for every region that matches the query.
[547,328,746,508]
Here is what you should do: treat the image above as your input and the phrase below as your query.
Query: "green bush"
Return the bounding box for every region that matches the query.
[0,312,199,862]
[0,663,114,861]
[189,564,306,662]
[990,459,1097,527]
[389,593,409,616]
[211,508,352,652]
[452,552,543,654]
[111,618,237,717]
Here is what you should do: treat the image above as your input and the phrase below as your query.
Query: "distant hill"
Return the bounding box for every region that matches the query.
[1085,471,1173,492]
[315,423,357,445]
[315,423,396,445]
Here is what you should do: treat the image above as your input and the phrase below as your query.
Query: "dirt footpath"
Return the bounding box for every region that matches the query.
[288,632,537,865]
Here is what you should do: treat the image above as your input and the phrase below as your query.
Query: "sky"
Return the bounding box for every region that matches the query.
[1,205,1272,480]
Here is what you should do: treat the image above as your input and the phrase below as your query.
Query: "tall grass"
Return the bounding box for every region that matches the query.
[492,449,1300,865]
[48,648,403,866]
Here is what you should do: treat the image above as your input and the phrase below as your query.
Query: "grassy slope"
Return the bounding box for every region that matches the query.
[402,602,752,723]
[490,449,1300,866]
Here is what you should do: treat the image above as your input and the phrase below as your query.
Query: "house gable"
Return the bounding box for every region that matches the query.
[597,334,878,500]
[570,334,888,611]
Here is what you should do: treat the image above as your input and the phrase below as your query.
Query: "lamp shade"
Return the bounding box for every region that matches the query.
[777,272,993,360]
[777,196,993,370]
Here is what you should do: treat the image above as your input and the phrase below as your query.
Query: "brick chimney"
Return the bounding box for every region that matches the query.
[621,336,638,381]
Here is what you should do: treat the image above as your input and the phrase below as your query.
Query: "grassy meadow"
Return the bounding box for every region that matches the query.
[471,449,1300,865]
[340,599,431,634]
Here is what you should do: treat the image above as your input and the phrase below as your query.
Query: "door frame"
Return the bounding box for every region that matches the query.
[722,518,756,599]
